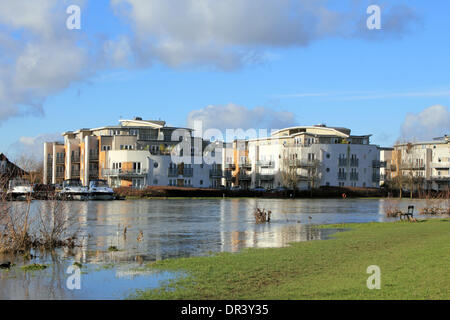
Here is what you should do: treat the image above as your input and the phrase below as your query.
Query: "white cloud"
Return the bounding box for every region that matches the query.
[0,0,89,123]
[110,0,420,69]
[186,103,297,133]
[8,133,63,161]
[0,0,421,125]
[400,105,450,141]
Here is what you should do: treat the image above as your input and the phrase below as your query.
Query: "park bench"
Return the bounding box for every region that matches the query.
[400,205,414,221]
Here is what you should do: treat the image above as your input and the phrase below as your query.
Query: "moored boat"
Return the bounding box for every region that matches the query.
[59,179,89,200]
[88,179,115,200]
[6,179,34,200]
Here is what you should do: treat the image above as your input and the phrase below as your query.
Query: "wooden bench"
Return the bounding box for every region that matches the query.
[400,206,414,221]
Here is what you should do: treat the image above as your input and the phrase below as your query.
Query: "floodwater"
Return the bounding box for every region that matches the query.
[0,198,445,299]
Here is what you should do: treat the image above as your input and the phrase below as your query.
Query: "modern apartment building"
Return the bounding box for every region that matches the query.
[224,125,381,190]
[391,135,450,191]
[378,147,394,186]
[43,118,222,188]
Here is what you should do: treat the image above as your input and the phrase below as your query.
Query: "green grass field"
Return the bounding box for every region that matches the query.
[135,219,450,300]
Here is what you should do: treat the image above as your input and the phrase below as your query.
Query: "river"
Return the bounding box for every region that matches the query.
[0,198,445,299]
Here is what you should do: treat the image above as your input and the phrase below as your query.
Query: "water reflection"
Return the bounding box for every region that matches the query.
[1,197,444,299]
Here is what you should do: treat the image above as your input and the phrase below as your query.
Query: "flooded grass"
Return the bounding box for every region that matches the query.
[21,263,48,271]
[135,219,450,300]
[1,198,447,299]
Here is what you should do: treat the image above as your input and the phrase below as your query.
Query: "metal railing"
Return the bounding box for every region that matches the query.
[289,159,316,167]
[237,173,251,181]
[338,173,347,180]
[256,160,275,168]
[350,172,359,181]
[56,157,65,164]
[238,161,252,169]
[210,169,223,178]
[350,158,359,167]
[256,174,274,181]
[168,168,193,177]
[102,169,148,176]
[338,158,348,166]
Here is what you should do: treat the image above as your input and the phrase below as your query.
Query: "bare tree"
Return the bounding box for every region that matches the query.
[14,154,43,185]
[308,159,322,197]
[280,147,299,191]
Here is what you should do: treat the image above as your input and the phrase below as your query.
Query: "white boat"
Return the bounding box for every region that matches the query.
[59,179,89,200]
[88,179,115,200]
[7,179,33,200]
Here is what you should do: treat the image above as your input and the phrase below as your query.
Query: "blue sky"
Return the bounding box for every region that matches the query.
[1,0,449,159]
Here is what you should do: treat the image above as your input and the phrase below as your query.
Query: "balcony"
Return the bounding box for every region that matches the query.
[256,174,274,181]
[350,158,359,167]
[224,170,232,180]
[71,155,80,163]
[430,175,450,182]
[350,172,359,181]
[56,171,64,178]
[289,159,316,167]
[168,168,193,177]
[433,162,450,169]
[238,161,252,169]
[89,152,99,161]
[102,169,148,177]
[237,173,251,181]
[210,169,223,179]
[338,173,347,180]
[56,157,65,164]
[256,160,275,168]
[89,169,99,177]
[338,158,348,167]
[225,163,236,170]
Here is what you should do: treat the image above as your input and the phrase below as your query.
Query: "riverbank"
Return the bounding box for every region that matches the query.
[114,185,386,199]
[134,218,450,300]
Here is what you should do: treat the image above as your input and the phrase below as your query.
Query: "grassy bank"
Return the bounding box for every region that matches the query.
[135,219,450,300]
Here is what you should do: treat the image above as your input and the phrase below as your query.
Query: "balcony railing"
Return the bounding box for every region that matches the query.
[225,163,236,170]
[350,172,359,181]
[430,175,450,182]
[56,157,65,164]
[256,174,274,181]
[338,173,347,180]
[289,159,317,167]
[237,173,251,181]
[256,160,275,168]
[168,168,194,177]
[102,169,148,177]
[350,159,359,167]
[224,170,232,180]
[56,171,64,178]
[71,155,80,163]
[238,161,252,169]
[210,169,223,178]
[338,158,348,167]
[433,162,450,169]
[89,169,99,176]
[400,163,425,170]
